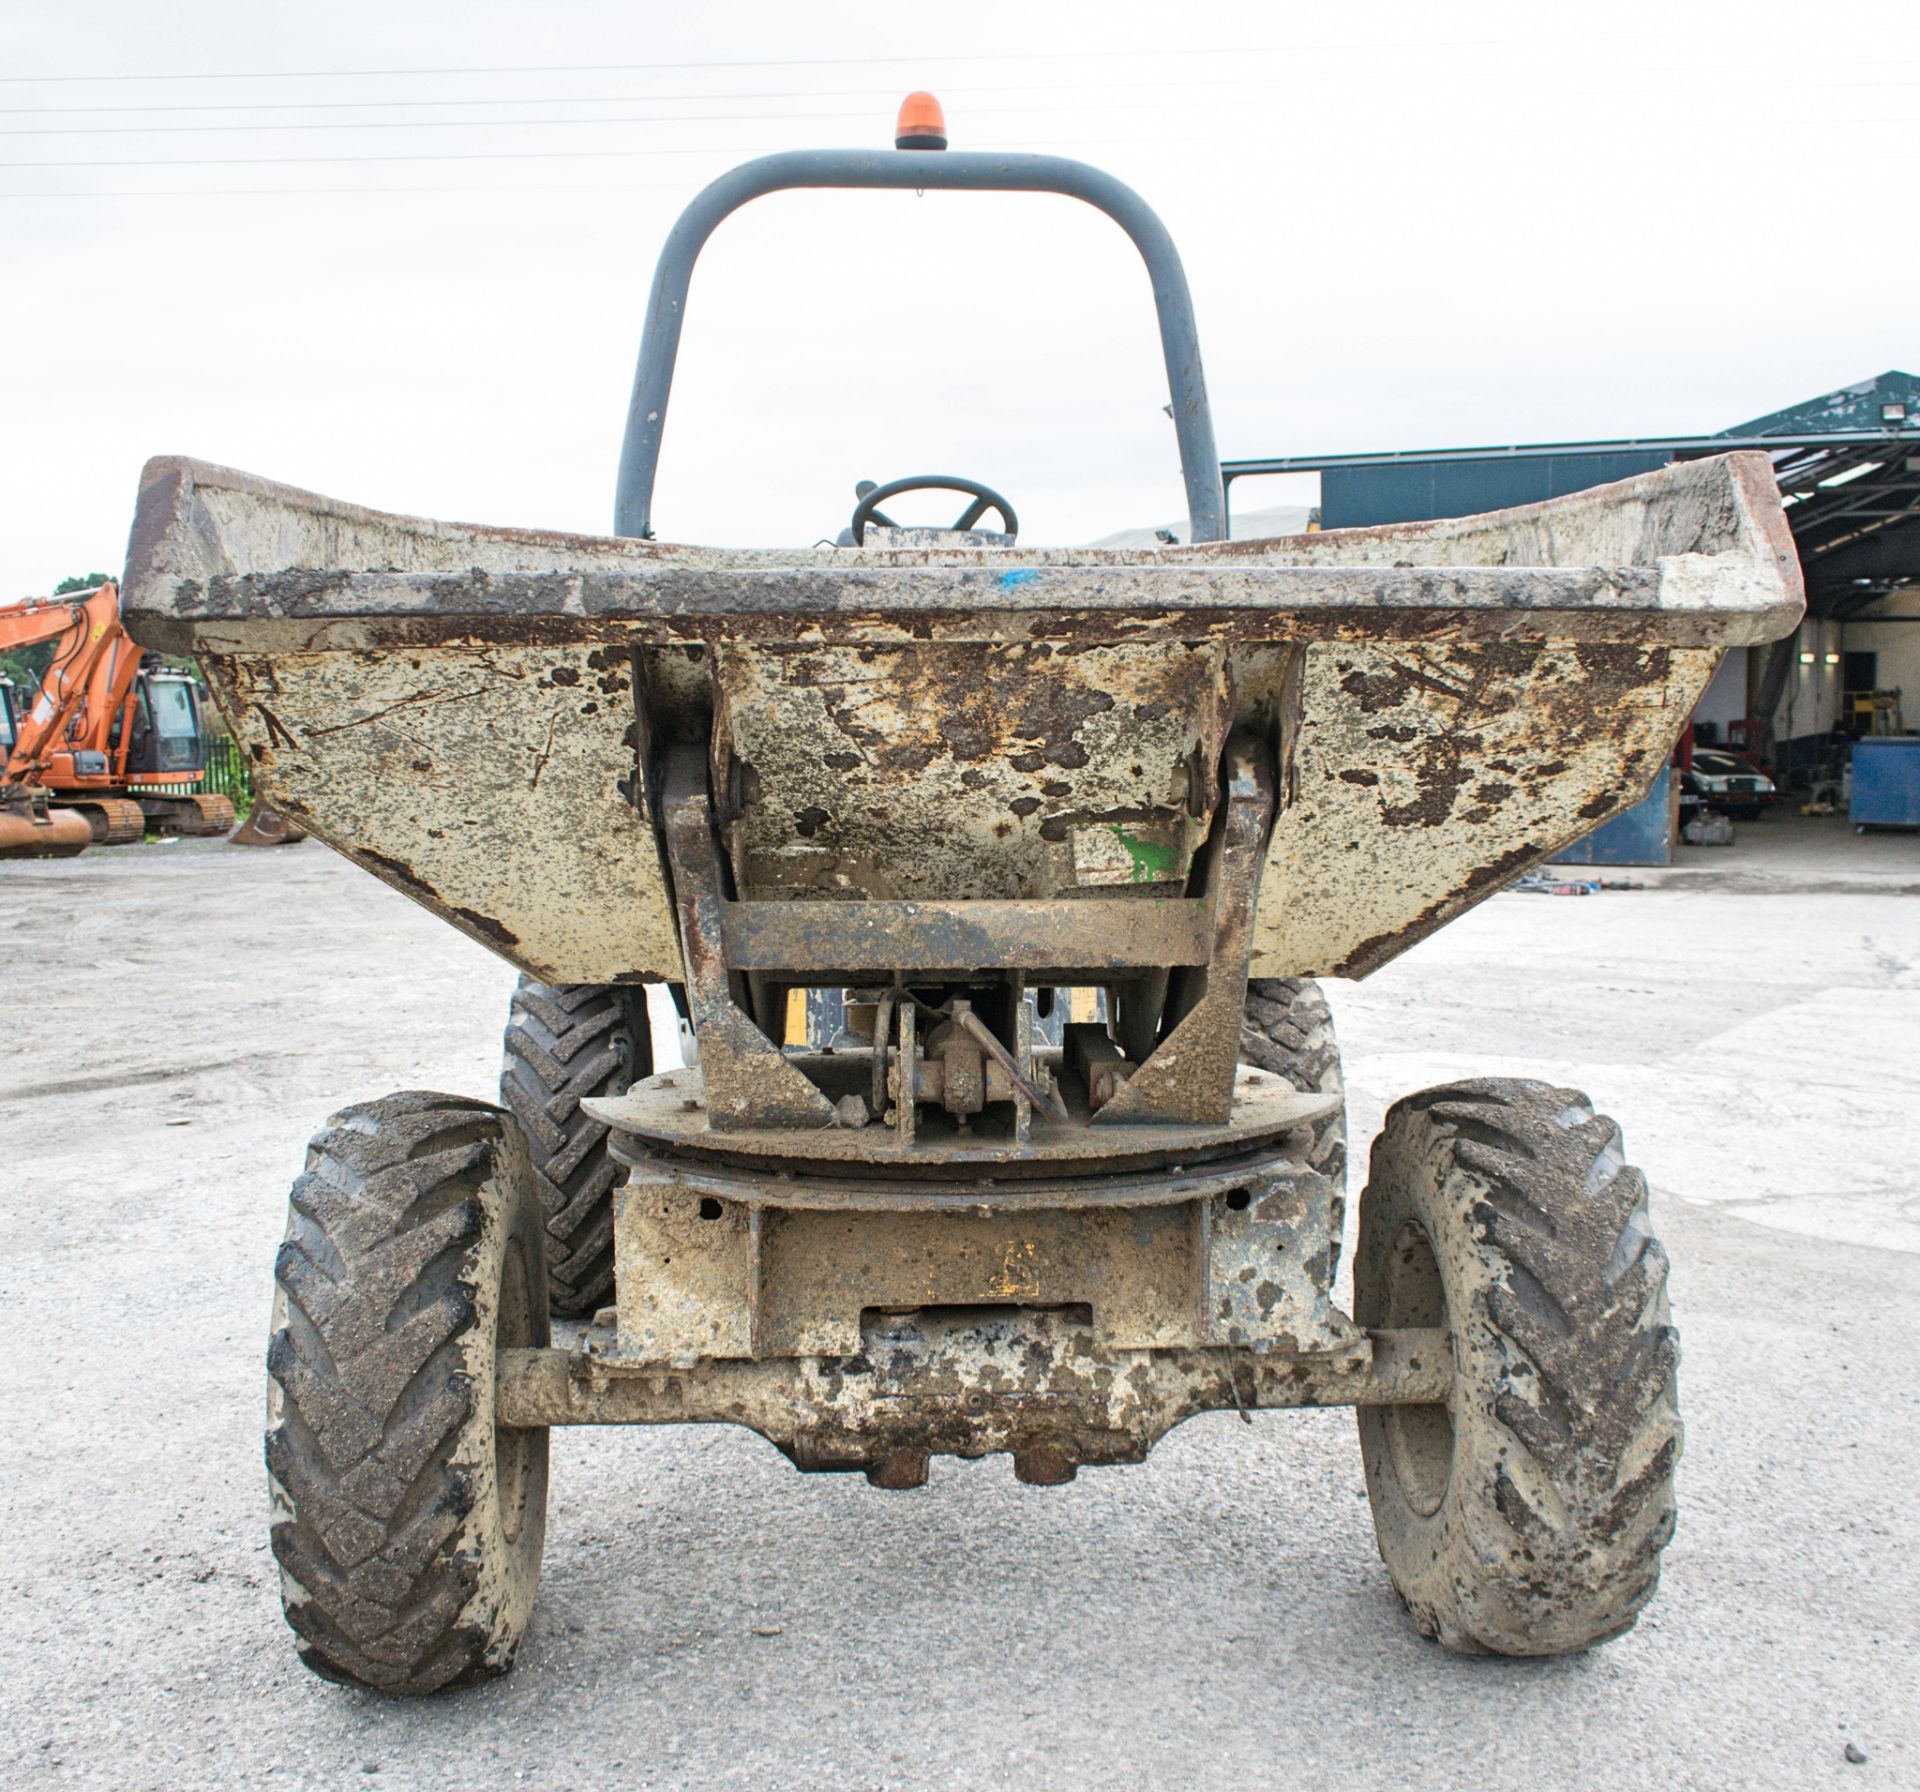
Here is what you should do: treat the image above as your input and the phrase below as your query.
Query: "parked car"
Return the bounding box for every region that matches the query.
[1686,747,1777,820]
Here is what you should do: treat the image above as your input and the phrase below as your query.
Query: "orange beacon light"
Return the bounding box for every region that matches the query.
[894,91,948,150]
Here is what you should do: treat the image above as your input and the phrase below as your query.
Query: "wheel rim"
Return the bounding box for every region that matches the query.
[494,1240,537,1547]
[1380,1219,1454,1518]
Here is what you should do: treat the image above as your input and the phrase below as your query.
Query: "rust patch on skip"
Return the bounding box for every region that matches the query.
[715,639,1231,904]
[1378,737,1479,829]
[1333,841,1542,976]
[357,840,520,948]
[358,846,437,897]
[454,907,519,948]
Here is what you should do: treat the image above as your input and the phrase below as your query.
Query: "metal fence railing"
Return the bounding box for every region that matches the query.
[131,735,253,806]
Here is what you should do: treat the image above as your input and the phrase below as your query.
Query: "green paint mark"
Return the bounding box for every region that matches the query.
[1108,824,1181,884]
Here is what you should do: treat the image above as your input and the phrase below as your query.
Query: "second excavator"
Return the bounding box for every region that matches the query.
[0,579,233,856]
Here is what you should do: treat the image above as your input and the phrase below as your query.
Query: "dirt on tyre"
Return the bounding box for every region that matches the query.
[266,1092,550,1694]
[499,979,652,1317]
[1242,975,1346,1205]
[1354,1078,1681,1655]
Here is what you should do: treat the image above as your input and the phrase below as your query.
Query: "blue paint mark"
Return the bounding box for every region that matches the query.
[999,568,1040,588]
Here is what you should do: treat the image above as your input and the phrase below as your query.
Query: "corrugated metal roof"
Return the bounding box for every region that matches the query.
[1222,372,1920,614]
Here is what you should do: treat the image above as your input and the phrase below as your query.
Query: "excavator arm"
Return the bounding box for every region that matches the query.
[0,589,124,858]
[0,584,133,794]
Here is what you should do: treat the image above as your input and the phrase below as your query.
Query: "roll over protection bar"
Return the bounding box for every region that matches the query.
[613,148,1226,544]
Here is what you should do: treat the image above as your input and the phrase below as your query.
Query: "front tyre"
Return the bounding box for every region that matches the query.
[1354,1079,1681,1656]
[266,1092,549,1694]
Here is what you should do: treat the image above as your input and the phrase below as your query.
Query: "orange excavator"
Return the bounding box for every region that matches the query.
[0,580,233,857]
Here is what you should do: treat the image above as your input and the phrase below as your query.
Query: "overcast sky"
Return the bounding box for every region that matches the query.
[4,0,1916,584]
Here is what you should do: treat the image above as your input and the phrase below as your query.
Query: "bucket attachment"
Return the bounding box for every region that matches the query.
[227,803,307,847]
[0,793,94,858]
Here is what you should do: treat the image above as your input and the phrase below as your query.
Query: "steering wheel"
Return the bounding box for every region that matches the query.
[850,475,1018,545]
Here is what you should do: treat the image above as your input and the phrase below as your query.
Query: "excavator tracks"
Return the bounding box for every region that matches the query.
[80,797,148,846]
[140,792,236,837]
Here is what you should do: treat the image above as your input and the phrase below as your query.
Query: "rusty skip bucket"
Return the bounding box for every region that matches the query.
[120,121,1807,1691]
[121,139,1801,1003]
[119,138,1804,1009]
[123,445,1801,992]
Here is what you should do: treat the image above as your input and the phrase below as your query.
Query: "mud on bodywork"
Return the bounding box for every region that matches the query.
[497,1122,1443,1483]
[209,641,681,983]
[713,638,1230,903]
[496,1311,1453,1486]
[1255,638,1720,979]
[606,1134,1357,1363]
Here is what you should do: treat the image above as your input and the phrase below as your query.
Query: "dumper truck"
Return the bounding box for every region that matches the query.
[122,97,1804,1694]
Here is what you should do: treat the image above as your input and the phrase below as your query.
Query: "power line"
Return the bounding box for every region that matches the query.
[8,77,1905,141]
[0,33,1813,86]
[0,81,1052,118]
[0,106,1035,138]
[7,111,1914,195]
[4,55,1914,117]
[0,110,933,138]
[3,66,1916,132]
[0,136,1153,170]
[3,95,1909,169]
[0,181,709,200]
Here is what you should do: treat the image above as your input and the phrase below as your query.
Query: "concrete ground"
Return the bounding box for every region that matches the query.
[1,814,1915,1791]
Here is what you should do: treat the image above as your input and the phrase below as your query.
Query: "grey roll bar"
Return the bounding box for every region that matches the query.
[613,148,1226,543]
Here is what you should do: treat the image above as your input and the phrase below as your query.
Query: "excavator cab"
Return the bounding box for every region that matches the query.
[0,677,17,755]
[124,663,208,778]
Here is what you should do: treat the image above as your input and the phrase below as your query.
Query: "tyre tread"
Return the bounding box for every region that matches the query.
[1358,1076,1681,1655]
[500,978,650,1316]
[1240,976,1346,1192]
[266,1092,515,1694]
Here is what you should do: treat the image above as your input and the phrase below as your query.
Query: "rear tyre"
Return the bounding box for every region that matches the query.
[500,979,652,1317]
[1241,977,1347,1246]
[266,1092,549,1694]
[1354,1079,1681,1655]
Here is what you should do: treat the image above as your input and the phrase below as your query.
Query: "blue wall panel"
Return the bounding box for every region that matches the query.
[1321,451,1672,529]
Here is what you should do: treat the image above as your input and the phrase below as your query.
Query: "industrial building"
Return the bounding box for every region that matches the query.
[1224,371,1920,853]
